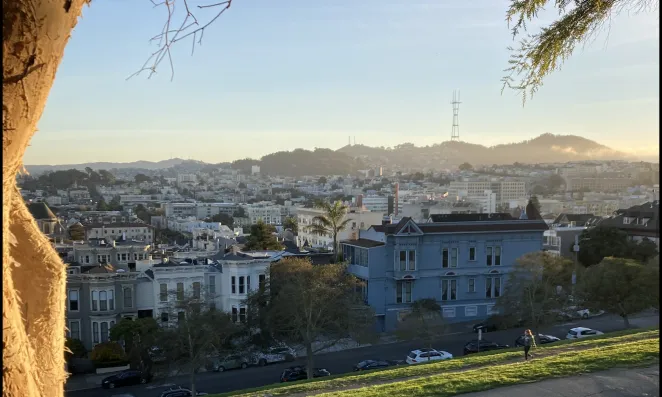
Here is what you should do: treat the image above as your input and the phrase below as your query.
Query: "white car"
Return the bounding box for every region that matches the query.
[576,308,605,319]
[566,327,604,340]
[406,348,453,364]
[252,345,297,366]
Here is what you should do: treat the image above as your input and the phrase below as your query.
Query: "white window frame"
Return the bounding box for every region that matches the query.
[441,279,458,301]
[464,306,478,317]
[396,280,413,303]
[450,248,458,268]
[68,289,80,312]
[468,277,476,293]
[209,275,216,294]
[159,283,168,302]
[68,319,81,340]
[442,307,456,318]
[468,247,476,261]
[486,246,493,266]
[91,319,116,345]
[396,250,416,271]
[494,246,502,266]
[90,288,115,312]
[123,287,133,308]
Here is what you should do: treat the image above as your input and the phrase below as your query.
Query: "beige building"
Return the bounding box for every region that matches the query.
[296,206,384,249]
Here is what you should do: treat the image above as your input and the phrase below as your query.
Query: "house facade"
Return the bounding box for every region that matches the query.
[84,222,155,244]
[340,214,547,332]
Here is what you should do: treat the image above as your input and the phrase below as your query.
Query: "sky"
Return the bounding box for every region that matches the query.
[25,0,659,165]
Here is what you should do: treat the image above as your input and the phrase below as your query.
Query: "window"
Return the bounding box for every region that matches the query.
[399,251,407,271]
[259,274,266,289]
[468,278,476,293]
[231,307,238,323]
[108,290,114,310]
[178,311,186,324]
[494,277,501,298]
[469,247,476,261]
[239,307,247,323]
[160,284,168,302]
[239,276,245,294]
[486,276,502,298]
[442,307,456,318]
[494,246,501,266]
[396,280,413,303]
[161,312,169,323]
[101,322,109,343]
[121,253,127,261]
[441,279,457,301]
[93,322,99,343]
[68,290,79,311]
[486,277,492,298]
[117,254,121,261]
[450,248,458,268]
[486,247,493,266]
[231,276,236,294]
[408,251,416,270]
[209,276,216,294]
[99,291,107,311]
[193,282,201,299]
[442,248,449,268]
[465,306,478,317]
[177,283,184,301]
[123,287,133,308]
[247,276,251,292]
[91,290,98,311]
[68,320,80,340]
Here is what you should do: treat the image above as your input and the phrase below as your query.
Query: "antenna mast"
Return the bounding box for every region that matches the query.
[451,89,461,142]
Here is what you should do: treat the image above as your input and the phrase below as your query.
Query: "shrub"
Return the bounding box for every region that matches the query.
[90,342,127,364]
[65,338,87,361]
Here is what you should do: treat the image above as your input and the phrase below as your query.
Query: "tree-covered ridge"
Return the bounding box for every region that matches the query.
[232,148,365,177]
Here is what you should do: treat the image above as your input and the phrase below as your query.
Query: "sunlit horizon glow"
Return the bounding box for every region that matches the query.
[25,0,659,165]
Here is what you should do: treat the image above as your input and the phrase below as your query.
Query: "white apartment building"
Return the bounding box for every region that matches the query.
[359,195,403,215]
[165,217,233,234]
[84,223,155,244]
[177,174,197,184]
[119,195,155,204]
[244,202,283,225]
[296,207,384,249]
[449,180,526,205]
[499,181,527,203]
[71,240,152,266]
[162,202,238,219]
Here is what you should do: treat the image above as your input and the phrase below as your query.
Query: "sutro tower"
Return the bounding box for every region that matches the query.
[451,89,461,142]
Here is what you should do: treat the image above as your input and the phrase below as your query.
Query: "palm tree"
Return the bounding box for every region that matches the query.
[305,200,352,260]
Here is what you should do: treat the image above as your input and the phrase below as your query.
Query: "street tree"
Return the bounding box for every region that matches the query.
[134,174,152,184]
[458,162,473,171]
[109,317,160,373]
[159,288,240,396]
[304,200,352,261]
[494,252,574,342]
[577,257,659,328]
[68,223,86,241]
[395,298,446,354]
[530,195,541,213]
[243,220,283,251]
[245,258,375,379]
[577,227,658,267]
[318,176,328,185]
[502,0,657,104]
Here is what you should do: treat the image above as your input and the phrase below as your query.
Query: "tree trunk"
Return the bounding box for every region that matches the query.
[622,314,630,328]
[305,341,315,380]
[332,235,338,263]
[3,2,89,397]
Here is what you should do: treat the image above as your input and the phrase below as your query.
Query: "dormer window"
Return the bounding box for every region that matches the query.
[623,217,632,224]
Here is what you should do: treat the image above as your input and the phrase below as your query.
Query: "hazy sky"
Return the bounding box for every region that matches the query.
[26,0,659,165]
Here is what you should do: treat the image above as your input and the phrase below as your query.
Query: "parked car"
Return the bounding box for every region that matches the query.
[353,359,405,371]
[159,386,208,397]
[280,366,331,382]
[566,327,604,340]
[473,315,523,333]
[463,340,510,355]
[405,348,453,364]
[253,345,297,366]
[205,354,251,372]
[575,308,605,319]
[101,370,152,389]
[514,333,560,347]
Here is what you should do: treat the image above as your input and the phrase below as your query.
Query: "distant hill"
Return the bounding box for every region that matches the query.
[336,133,635,169]
[25,134,639,177]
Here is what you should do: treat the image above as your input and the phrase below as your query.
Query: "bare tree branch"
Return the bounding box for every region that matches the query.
[128,0,233,81]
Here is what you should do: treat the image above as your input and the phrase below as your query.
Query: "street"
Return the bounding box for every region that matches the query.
[66,313,659,397]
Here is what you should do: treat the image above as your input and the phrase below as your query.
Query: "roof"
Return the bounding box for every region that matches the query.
[340,239,385,248]
[372,220,548,234]
[83,222,153,229]
[83,264,116,274]
[27,202,57,220]
[596,201,659,235]
[428,213,515,222]
[552,213,595,226]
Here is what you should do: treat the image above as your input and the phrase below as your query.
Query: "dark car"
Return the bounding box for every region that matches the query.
[514,333,560,347]
[473,315,524,333]
[463,340,510,355]
[353,359,405,371]
[159,386,208,397]
[101,369,152,389]
[280,366,331,382]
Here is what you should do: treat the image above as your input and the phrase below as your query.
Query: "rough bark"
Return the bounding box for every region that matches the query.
[305,341,314,380]
[3,1,88,396]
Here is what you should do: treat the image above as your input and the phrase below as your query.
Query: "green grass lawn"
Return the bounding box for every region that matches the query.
[320,338,659,397]
[213,327,658,397]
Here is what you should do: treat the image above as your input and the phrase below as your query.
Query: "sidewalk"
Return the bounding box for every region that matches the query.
[456,365,659,397]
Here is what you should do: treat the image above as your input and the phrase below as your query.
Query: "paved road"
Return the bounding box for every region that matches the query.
[458,365,659,397]
[66,314,659,397]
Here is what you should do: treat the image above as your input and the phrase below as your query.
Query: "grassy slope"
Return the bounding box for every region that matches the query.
[213,328,659,397]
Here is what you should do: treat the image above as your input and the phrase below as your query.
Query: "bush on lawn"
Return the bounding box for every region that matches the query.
[65,338,87,361]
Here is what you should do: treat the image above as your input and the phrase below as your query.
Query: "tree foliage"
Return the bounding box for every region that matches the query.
[395,298,445,351]
[578,227,659,267]
[502,0,657,104]
[458,162,473,171]
[282,216,298,234]
[134,173,152,184]
[245,258,375,379]
[68,223,86,241]
[90,342,127,365]
[305,200,352,259]
[65,338,87,362]
[244,220,283,251]
[109,318,160,372]
[208,213,234,228]
[577,257,659,327]
[494,252,574,339]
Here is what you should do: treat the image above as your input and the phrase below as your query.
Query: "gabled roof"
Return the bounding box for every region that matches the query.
[27,202,57,220]
[393,217,423,235]
[340,239,385,248]
[552,213,595,226]
[428,213,515,222]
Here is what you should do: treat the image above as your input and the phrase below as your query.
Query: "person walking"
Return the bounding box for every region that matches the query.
[523,329,534,360]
